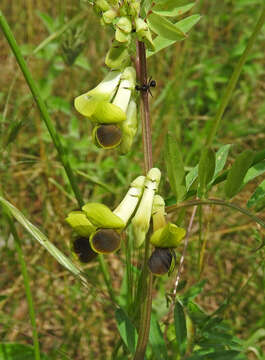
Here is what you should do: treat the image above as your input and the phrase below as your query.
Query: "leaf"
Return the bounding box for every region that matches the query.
[147,13,186,40]
[165,132,186,202]
[149,315,168,360]
[0,343,50,360]
[225,150,254,199]
[198,147,215,196]
[36,11,55,34]
[147,14,201,57]
[186,165,198,191]
[242,160,265,186]
[247,179,265,208]
[4,119,25,147]
[115,308,138,355]
[181,280,207,305]
[174,300,187,355]
[212,144,231,180]
[153,1,196,17]
[0,196,89,287]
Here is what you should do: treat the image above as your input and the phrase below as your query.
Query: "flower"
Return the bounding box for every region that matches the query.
[74,67,137,150]
[131,168,161,247]
[150,195,186,248]
[148,247,175,276]
[66,175,145,255]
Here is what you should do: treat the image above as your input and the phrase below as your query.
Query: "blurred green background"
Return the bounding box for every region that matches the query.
[0,0,264,358]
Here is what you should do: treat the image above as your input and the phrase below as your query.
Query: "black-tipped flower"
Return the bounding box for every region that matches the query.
[92,124,122,149]
[148,247,174,276]
[90,229,121,254]
[73,237,98,263]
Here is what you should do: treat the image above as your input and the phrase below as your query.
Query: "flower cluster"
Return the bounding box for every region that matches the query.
[74,67,137,152]
[66,168,186,276]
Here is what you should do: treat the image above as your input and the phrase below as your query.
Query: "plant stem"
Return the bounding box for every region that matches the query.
[0,10,115,302]
[133,41,153,360]
[0,9,83,209]
[137,41,153,173]
[167,198,265,230]
[205,6,265,147]
[4,212,41,360]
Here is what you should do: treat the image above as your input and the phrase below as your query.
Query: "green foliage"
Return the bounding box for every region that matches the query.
[0,343,49,360]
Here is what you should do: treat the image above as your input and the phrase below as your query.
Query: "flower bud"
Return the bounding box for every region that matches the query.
[115,29,131,43]
[148,247,173,276]
[66,211,96,237]
[102,8,117,24]
[92,124,122,149]
[117,17,132,33]
[95,0,111,12]
[132,168,161,247]
[105,41,130,70]
[72,236,98,263]
[82,203,125,229]
[90,229,121,254]
[135,18,155,51]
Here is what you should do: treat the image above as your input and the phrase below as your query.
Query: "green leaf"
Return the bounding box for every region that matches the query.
[165,132,186,202]
[174,300,187,355]
[153,1,195,17]
[0,196,89,287]
[242,160,265,186]
[4,119,25,147]
[149,315,168,360]
[115,308,138,355]
[247,179,265,208]
[225,150,254,199]
[212,144,231,180]
[36,11,55,34]
[147,13,186,40]
[0,343,50,360]
[147,14,201,57]
[181,280,207,305]
[198,147,215,196]
[186,165,198,191]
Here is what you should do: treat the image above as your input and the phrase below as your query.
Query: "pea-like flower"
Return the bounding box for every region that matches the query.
[74,67,136,150]
[131,168,161,247]
[66,175,145,256]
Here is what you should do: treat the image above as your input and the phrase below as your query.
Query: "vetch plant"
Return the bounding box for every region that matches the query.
[0,2,265,360]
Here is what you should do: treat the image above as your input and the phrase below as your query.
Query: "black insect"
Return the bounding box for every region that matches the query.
[135,77,156,96]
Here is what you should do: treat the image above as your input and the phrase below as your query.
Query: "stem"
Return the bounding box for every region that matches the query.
[167,198,265,230]
[133,41,153,360]
[4,212,41,360]
[137,41,153,173]
[205,6,265,147]
[0,10,83,208]
[0,10,116,302]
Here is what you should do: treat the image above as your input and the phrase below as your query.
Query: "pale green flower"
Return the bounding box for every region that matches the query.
[132,168,161,247]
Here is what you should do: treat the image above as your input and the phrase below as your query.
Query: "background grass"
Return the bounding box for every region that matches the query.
[0,0,264,358]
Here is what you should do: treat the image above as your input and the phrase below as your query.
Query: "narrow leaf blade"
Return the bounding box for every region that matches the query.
[165,132,186,202]
[147,13,186,40]
[225,150,254,199]
[149,315,168,360]
[212,144,231,180]
[198,147,215,196]
[174,300,187,355]
[247,179,265,208]
[147,14,201,57]
[153,1,195,17]
[0,196,88,286]
[115,308,138,355]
